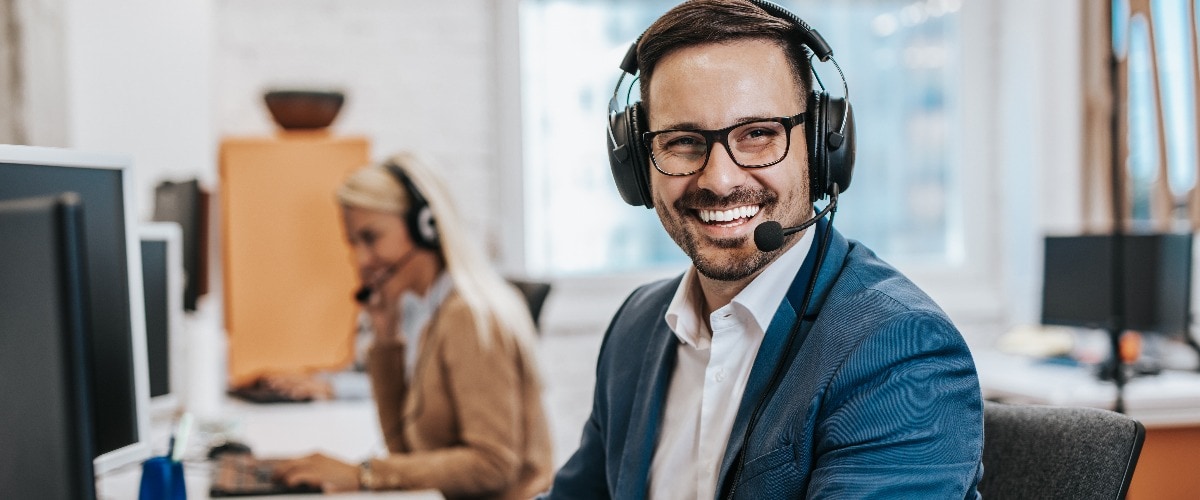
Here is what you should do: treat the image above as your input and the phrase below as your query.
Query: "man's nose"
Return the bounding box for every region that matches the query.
[695,145,747,195]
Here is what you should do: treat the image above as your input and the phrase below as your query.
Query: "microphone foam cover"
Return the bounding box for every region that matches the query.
[754,221,785,252]
[354,286,372,305]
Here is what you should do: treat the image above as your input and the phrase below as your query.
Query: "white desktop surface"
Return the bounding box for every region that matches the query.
[974,349,1200,427]
[95,397,442,499]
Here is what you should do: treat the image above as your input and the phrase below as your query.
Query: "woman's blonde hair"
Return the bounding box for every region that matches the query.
[336,151,539,354]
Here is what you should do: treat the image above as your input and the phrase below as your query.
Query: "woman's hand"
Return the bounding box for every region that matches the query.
[362,265,404,342]
[272,453,360,493]
[256,372,334,400]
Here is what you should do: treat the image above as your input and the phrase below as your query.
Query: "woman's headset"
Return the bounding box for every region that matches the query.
[384,160,440,250]
[605,0,856,208]
[352,160,440,305]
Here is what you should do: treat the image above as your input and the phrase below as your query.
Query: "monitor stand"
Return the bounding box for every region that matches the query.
[1097,328,1128,413]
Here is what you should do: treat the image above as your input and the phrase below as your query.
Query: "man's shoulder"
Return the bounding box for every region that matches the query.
[592,274,682,357]
[835,239,947,318]
[607,274,681,327]
[628,274,684,304]
[799,237,964,360]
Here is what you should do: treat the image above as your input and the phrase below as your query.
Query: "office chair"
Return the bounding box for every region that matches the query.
[506,278,552,333]
[980,400,1145,500]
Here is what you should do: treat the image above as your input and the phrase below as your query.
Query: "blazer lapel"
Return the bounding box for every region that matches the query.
[614,308,678,500]
[713,283,800,497]
[715,217,847,497]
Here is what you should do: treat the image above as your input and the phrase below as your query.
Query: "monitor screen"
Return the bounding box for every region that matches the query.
[0,194,97,500]
[1042,233,1193,336]
[140,222,185,415]
[152,179,205,311]
[0,145,151,475]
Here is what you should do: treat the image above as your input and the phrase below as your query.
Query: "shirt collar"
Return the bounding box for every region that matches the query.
[399,271,453,379]
[399,271,453,336]
[665,226,816,347]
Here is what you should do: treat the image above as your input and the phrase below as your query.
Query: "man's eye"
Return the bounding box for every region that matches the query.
[662,134,706,152]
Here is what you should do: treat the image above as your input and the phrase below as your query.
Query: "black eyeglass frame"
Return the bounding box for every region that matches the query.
[641,112,807,176]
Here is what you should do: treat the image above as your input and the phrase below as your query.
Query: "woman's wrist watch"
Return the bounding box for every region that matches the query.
[357,459,375,491]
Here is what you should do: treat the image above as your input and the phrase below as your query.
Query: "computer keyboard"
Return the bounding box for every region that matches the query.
[227,379,313,404]
[209,454,321,497]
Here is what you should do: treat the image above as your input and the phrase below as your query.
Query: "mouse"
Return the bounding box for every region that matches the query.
[207,440,253,460]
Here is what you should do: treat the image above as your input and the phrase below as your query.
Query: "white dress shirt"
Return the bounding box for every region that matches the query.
[648,228,815,500]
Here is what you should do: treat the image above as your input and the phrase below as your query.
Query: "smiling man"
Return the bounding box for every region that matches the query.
[542,1,984,499]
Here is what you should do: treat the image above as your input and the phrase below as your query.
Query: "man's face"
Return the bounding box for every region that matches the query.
[646,39,811,282]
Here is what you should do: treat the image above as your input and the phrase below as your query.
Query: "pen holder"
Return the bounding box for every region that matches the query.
[138,455,187,500]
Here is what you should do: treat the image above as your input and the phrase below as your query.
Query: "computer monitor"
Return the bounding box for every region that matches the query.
[152,179,206,311]
[1041,233,1193,336]
[0,194,97,500]
[140,222,186,417]
[0,145,152,475]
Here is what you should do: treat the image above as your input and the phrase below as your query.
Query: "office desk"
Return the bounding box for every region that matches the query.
[976,350,1200,499]
[95,398,442,499]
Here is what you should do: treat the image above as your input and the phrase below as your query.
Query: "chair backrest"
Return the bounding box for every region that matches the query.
[506,278,553,332]
[980,401,1146,500]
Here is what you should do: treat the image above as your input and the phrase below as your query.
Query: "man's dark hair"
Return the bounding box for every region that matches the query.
[636,0,814,111]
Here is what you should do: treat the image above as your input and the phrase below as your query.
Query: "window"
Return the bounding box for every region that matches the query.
[1118,0,1198,224]
[520,0,972,276]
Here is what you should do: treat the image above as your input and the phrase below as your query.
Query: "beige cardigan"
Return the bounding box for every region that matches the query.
[364,292,553,499]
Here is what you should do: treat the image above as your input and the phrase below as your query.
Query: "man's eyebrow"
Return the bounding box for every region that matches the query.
[653,120,703,131]
[655,115,780,131]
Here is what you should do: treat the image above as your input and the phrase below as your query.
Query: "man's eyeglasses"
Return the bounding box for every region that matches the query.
[642,113,806,176]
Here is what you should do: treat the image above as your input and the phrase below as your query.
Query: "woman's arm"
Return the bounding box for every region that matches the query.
[368,338,410,454]
[366,298,532,497]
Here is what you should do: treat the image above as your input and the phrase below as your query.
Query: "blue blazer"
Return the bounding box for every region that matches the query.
[544,220,984,499]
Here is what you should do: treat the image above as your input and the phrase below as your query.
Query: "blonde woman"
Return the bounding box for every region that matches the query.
[273,152,553,499]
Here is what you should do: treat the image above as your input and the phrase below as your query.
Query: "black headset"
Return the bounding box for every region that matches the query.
[383,160,440,250]
[606,0,855,208]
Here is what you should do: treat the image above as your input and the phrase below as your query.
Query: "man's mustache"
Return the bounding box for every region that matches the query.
[674,186,777,211]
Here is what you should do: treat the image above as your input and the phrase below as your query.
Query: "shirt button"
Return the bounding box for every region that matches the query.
[714,369,726,382]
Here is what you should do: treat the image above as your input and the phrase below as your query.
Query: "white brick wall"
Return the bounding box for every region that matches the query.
[214,0,512,260]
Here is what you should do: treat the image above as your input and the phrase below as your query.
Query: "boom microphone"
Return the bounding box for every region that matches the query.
[753,221,788,253]
[753,184,840,252]
[352,247,422,305]
[353,283,377,305]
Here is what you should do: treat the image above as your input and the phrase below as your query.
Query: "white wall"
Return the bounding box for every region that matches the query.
[18,0,514,262]
[213,0,512,263]
[63,0,214,221]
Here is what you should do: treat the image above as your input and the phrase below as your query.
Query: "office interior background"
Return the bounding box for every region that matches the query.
[2,0,1101,336]
[5,0,1200,494]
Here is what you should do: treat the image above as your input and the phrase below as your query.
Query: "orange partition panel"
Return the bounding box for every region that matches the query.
[219,133,369,386]
[1128,425,1200,499]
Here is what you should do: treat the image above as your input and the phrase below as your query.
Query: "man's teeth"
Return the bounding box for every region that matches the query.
[698,205,760,223]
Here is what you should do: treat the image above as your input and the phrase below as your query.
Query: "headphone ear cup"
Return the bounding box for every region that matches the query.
[606,102,654,208]
[806,92,856,201]
[806,92,829,202]
[411,204,439,250]
[824,96,855,196]
[628,104,653,207]
[385,161,440,250]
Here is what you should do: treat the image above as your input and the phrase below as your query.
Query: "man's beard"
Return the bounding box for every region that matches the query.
[656,186,782,282]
